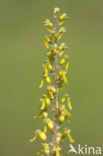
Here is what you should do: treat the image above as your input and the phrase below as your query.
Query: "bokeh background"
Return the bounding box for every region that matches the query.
[0,0,103,156]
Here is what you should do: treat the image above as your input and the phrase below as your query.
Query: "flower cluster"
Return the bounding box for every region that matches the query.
[30,7,74,156]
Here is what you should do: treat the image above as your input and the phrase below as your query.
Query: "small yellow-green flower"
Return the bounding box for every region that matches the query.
[41,99,45,110]
[59,114,65,124]
[62,72,68,83]
[45,97,51,105]
[49,91,55,99]
[30,135,37,142]
[43,65,48,77]
[58,50,64,57]
[44,118,54,131]
[47,63,52,71]
[39,131,47,141]
[48,85,56,94]
[43,111,48,118]
[59,43,67,50]
[67,130,74,143]
[61,96,66,104]
[65,62,69,72]
[60,13,67,20]
[60,58,65,65]
[44,19,53,27]
[44,40,49,48]
[43,143,50,155]
[39,79,44,88]
[59,27,66,33]
[54,7,60,14]
[68,99,72,110]
[46,76,51,84]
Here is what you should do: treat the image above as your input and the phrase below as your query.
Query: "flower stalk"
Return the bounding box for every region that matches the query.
[30,7,74,156]
[52,13,59,156]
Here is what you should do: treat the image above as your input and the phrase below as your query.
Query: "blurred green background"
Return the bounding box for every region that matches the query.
[0,0,103,156]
